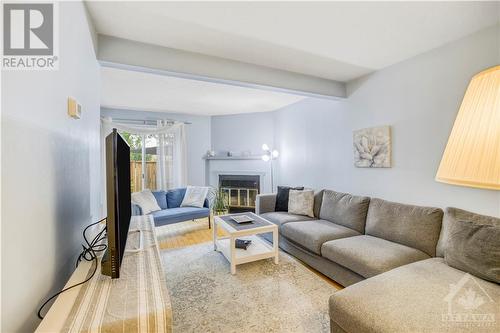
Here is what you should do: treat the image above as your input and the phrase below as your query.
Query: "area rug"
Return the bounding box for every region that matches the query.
[161,242,339,332]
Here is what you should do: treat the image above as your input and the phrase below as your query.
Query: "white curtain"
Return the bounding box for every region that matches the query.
[100,117,187,198]
[155,121,187,189]
[173,124,188,187]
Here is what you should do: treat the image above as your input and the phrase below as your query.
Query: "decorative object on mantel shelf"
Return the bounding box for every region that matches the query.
[206,150,216,158]
[203,155,261,160]
[353,126,392,168]
[261,144,279,192]
[436,65,499,190]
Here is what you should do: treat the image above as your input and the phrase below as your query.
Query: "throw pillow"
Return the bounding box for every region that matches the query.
[444,219,500,284]
[275,186,304,211]
[288,189,314,217]
[180,186,209,208]
[131,190,162,215]
[166,188,187,208]
[152,190,168,210]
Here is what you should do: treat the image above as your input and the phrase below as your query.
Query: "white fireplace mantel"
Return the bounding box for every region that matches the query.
[204,158,273,194]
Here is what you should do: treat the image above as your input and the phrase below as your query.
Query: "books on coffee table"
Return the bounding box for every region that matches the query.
[235,239,252,250]
[231,215,254,223]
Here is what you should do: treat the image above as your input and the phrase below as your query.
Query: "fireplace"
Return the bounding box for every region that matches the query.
[219,175,260,213]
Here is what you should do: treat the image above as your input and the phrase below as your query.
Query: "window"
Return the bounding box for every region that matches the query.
[120,131,176,192]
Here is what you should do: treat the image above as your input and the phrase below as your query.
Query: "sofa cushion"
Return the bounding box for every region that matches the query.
[152,190,168,209]
[445,219,500,284]
[437,207,500,257]
[166,188,186,208]
[281,220,360,255]
[322,235,429,278]
[151,207,209,224]
[365,198,443,256]
[313,190,324,218]
[260,211,316,227]
[319,190,370,234]
[329,258,500,333]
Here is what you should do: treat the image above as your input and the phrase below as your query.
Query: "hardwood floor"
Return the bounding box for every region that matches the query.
[155,218,343,289]
[156,218,226,250]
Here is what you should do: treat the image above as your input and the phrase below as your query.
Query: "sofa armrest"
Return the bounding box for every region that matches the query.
[131,203,143,216]
[255,193,277,215]
[204,187,216,209]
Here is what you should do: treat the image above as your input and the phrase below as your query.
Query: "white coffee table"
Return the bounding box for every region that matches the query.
[213,212,279,274]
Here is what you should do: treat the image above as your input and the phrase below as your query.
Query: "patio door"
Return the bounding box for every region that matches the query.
[119,132,175,192]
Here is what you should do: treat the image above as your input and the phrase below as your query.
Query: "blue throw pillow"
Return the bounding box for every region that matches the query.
[151,190,168,210]
[166,188,186,208]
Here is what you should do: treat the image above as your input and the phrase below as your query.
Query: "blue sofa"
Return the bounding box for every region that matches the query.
[131,188,212,228]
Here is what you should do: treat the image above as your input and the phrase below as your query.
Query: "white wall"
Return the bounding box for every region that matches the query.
[101,108,211,186]
[208,112,277,192]
[275,26,500,217]
[211,112,275,155]
[1,2,101,332]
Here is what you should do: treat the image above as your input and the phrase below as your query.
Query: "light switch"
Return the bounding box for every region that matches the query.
[68,97,81,119]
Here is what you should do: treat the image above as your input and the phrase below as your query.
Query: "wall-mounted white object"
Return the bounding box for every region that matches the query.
[436,65,499,190]
[67,97,82,119]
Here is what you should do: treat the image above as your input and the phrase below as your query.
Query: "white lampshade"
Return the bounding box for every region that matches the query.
[436,65,500,190]
[262,143,270,151]
[272,149,279,158]
[262,154,270,162]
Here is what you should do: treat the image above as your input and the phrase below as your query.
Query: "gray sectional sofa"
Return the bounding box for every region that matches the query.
[256,189,500,333]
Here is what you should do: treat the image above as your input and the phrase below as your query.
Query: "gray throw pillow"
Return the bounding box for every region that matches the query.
[288,190,314,217]
[444,219,500,284]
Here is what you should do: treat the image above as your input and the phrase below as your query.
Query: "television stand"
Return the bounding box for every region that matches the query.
[36,216,172,332]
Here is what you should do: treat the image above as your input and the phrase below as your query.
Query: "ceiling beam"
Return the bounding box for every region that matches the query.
[97,35,346,99]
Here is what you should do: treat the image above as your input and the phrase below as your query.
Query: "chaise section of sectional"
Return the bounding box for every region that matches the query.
[328,204,500,333]
[328,258,500,333]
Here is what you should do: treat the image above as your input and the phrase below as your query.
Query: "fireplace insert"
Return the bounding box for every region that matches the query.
[219,175,260,213]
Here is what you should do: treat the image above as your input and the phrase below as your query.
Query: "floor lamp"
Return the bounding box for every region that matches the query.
[436,65,499,195]
[262,144,279,193]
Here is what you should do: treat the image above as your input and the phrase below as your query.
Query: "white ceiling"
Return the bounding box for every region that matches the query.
[101,67,306,116]
[87,1,499,82]
[90,1,499,116]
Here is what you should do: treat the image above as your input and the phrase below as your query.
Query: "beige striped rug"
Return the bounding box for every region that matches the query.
[161,242,339,332]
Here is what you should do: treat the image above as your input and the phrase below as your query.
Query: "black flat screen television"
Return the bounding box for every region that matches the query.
[101,129,131,278]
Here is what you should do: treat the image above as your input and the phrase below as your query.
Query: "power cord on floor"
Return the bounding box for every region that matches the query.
[37,218,107,320]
